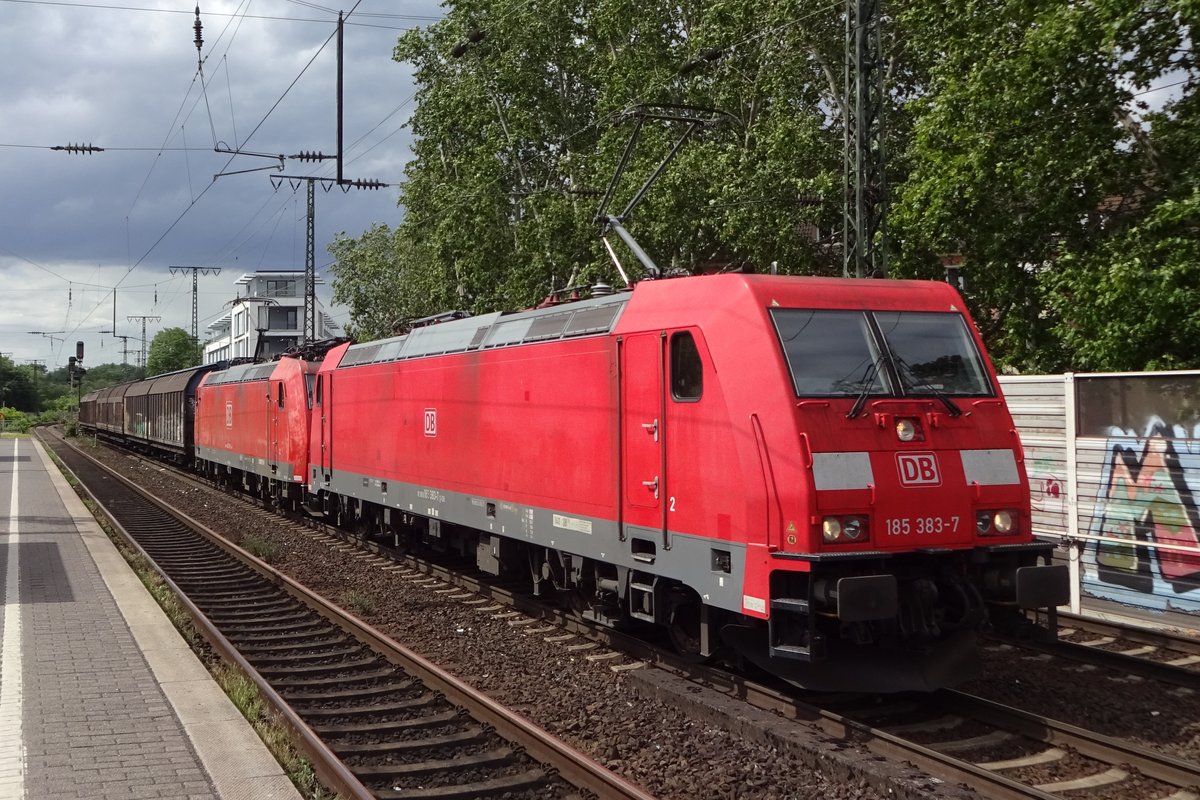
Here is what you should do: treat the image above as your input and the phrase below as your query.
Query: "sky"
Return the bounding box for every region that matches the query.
[0,0,443,370]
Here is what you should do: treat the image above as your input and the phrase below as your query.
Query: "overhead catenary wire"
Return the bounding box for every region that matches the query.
[121,0,259,225]
[48,1,391,355]
[134,4,357,267]
[2,0,426,270]
[54,7,341,348]
[4,0,419,293]
[8,70,1188,158]
[0,0,437,26]
[224,56,240,150]
[2,0,419,305]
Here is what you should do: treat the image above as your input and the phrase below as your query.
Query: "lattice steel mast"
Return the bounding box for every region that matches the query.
[168,266,221,342]
[843,0,887,278]
[127,315,162,369]
[304,179,316,343]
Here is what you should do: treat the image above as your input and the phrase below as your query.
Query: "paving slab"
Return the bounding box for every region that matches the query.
[0,436,303,800]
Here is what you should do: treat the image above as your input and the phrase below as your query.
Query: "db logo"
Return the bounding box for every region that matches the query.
[897,452,940,486]
[423,408,437,438]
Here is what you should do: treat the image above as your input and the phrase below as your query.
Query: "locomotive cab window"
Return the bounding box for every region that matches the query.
[277,383,285,408]
[670,332,703,401]
[872,311,992,396]
[771,309,993,398]
[772,310,888,396]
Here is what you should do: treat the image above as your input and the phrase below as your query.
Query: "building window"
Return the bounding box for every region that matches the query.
[264,279,296,297]
[267,307,299,330]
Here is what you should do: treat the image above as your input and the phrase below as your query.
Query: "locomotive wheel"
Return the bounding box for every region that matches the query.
[567,588,591,618]
[667,600,705,659]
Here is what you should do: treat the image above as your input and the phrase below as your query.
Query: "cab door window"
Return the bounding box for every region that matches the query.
[670,332,703,401]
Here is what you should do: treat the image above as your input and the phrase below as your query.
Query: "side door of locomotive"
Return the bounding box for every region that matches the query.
[661,330,705,538]
[318,372,332,482]
[620,332,666,540]
[268,378,283,475]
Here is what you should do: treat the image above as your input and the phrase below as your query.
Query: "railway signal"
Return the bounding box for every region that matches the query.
[68,342,87,394]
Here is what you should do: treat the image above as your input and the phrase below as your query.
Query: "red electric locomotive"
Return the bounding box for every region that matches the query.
[304,273,1067,691]
[194,356,318,509]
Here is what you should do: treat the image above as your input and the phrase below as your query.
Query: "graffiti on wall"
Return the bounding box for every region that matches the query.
[1084,418,1200,614]
[1027,455,1066,518]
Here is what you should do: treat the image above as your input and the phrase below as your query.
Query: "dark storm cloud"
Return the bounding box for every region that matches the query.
[0,0,435,365]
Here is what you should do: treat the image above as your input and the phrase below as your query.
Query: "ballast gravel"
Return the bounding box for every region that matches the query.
[76,441,1017,800]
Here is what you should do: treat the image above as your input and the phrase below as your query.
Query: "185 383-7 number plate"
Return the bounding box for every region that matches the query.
[885,516,960,536]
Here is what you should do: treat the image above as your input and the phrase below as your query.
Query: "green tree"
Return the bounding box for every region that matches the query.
[32,361,141,413]
[331,0,1196,373]
[42,365,74,408]
[145,328,201,376]
[80,362,143,392]
[0,357,38,412]
[1041,189,1200,371]
[333,0,854,334]
[329,223,449,341]
[890,0,1197,371]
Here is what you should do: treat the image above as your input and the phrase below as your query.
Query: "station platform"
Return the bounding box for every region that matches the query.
[0,435,301,800]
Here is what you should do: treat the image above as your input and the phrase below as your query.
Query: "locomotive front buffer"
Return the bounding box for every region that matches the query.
[752,544,1070,691]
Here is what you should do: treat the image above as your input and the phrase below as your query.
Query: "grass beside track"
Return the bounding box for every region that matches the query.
[46,435,339,800]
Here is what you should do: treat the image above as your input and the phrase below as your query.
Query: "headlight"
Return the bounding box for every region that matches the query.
[842,517,866,542]
[895,419,916,442]
[976,509,1018,536]
[823,516,868,544]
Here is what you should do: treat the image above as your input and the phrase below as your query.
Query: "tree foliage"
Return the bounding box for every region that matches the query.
[79,362,143,392]
[333,0,858,338]
[1041,189,1200,371]
[0,355,138,417]
[146,328,201,377]
[0,357,39,412]
[330,0,1197,372]
[329,223,445,341]
[891,0,1198,371]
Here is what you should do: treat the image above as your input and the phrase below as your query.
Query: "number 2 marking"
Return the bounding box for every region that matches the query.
[669,496,676,512]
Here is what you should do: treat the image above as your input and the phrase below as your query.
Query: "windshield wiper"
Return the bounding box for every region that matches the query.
[846,355,886,419]
[895,357,962,417]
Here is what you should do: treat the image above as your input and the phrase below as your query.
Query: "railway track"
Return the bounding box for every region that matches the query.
[44,430,654,800]
[822,689,1200,800]
[59,431,1200,800]
[988,612,1200,692]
